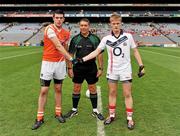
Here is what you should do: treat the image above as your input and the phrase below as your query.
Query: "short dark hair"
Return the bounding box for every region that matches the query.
[79,18,90,25]
[53,10,65,17]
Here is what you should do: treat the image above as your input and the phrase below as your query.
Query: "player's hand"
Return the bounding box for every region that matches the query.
[70,58,84,65]
[77,58,84,64]
[71,58,78,65]
[138,65,145,78]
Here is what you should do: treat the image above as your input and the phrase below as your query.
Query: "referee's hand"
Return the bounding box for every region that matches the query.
[96,69,103,77]
[67,68,74,78]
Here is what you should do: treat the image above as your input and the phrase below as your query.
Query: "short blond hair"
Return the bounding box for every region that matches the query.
[110,13,122,22]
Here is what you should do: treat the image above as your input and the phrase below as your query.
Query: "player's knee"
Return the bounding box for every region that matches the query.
[55,88,62,94]
[88,85,96,94]
[124,92,132,98]
[109,89,117,97]
[73,87,81,94]
[55,86,60,91]
[74,86,80,91]
[54,86,61,93]
[40,88,48,96]
[73,84,81,94]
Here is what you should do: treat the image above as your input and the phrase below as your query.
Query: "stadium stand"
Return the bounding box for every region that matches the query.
[0,23,43,46]
[122,23,179,45]
[0,22,179,46]
[155,23,180,43]
[0,3,179,46]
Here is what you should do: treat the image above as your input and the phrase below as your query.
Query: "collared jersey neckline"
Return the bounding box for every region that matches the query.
[111,29,123,39]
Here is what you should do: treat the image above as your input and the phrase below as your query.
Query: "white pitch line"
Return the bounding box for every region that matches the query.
[96,86,105,136]
[0,51,42,60]
[140,49,180,59]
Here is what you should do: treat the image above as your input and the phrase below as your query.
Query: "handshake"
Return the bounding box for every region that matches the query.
[70,58,84,65]
[138,65,145,78]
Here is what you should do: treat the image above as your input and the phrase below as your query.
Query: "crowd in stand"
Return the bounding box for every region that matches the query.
[0,22,179,45]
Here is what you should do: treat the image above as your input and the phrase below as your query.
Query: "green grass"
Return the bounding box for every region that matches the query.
[0,46,180,136]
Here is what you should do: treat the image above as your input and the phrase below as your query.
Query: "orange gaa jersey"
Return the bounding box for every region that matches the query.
[42,24,70,62]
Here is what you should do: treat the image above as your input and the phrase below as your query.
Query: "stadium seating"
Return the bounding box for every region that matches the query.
[0,23,179,45]
[0,23,43,45]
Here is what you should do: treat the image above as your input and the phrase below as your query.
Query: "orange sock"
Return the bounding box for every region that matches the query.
[37,111,44,121]
[55,106,61,116]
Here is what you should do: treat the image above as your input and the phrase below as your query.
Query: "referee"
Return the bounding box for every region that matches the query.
[65,18,104,120]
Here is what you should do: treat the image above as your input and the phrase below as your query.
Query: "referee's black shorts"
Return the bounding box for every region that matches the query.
[73,62,98,84]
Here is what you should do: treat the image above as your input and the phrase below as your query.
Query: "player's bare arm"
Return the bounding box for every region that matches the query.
[96,52,103,77]
[50,36,73,61]
[63,44,74,78]
[83,48,102,62]
[133,47,145,77]
[67,53,74,78]
[64,43,69,52]
[64,43,70,62]
[133,47,143,66]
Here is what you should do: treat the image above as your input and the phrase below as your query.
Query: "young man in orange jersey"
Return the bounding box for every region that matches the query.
[32,10,77,130]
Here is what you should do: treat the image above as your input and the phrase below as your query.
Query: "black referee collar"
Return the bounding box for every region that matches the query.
[80,31,92,38]
[111,29,123,39]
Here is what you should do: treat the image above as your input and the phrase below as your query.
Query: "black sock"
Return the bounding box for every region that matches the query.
[72,93,80,109]
[90,93,97,109]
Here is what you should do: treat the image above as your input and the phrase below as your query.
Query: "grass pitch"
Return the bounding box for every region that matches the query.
[0,46,180,136]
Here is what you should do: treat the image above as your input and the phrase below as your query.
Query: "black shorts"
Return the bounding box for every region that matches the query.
[73,62,98,84]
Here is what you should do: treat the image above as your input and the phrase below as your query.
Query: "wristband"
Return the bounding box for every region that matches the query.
[70,57,73,61]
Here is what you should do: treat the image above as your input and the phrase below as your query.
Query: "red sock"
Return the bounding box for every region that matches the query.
[109,105,116,118]
[126,108,133,120]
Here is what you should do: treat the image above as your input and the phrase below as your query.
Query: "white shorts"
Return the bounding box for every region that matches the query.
[106,72,132,82]
[40,61,66,80]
